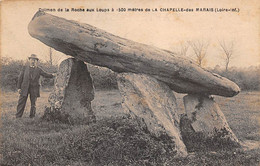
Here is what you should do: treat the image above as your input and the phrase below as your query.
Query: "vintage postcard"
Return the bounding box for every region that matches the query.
[1,0,259,165]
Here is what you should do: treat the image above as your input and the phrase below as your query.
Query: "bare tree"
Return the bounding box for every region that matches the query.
[43,47,64,66]
[178,42,189,56]
[188,40,210,67]
[219,40,234,72]
[49,47,53,66]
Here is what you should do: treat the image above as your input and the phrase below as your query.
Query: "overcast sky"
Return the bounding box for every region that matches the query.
[1,0,259,68]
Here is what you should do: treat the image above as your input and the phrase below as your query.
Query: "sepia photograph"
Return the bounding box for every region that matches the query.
[0,0,259,165]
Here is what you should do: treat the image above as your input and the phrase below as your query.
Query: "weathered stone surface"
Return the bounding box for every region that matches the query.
[47,58,95,124]
[117,73,188,157]
[28,11,240,97]
[180,94,240,152]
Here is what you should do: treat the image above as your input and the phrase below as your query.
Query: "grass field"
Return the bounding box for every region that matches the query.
[0,89,259,165]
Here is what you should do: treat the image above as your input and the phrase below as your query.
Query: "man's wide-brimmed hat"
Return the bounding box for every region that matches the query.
[28,54,39,61]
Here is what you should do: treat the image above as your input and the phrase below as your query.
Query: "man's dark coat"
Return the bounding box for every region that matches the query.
[17,65,53,97]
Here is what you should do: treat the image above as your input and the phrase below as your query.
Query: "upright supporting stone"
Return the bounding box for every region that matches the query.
[117,73,188,157]
[180,94,240,152]
[46,58,95,124]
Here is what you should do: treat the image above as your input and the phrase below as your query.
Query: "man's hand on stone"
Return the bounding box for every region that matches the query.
[18,89,21,94]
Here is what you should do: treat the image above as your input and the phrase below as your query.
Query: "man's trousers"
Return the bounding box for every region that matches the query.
[16,87,37,118]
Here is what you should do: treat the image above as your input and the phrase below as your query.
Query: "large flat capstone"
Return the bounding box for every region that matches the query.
[28,11,240,97]
[117,73,188,157]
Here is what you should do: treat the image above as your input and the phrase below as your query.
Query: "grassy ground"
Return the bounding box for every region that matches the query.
[0,90,259,165]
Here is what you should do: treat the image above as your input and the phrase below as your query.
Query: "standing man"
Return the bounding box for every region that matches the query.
[16,54,55,118]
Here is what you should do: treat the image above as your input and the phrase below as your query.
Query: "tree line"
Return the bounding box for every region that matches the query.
[1,46,259,92]
[0,57,118,92]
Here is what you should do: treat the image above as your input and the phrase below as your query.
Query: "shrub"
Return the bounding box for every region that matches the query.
[88,64,118,90]
[212,66,260,91]
[0,57,24,91]
[0,57,57,91]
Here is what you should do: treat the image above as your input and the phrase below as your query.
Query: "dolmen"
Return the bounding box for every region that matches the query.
[29,11,241,157]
